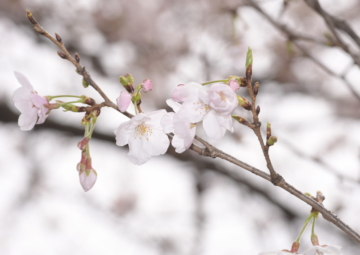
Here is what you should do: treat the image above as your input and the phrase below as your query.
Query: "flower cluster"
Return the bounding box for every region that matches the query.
[113,80,239,164]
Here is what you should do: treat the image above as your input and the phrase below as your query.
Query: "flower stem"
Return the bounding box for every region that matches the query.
[201,79,228,85]
[47,95,84,100]
[295,214,314,242]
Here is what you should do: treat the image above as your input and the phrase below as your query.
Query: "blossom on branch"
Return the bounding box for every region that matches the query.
[114,110,170,164]
[12,71,49,130]
[142,79,152,92]
[171,82,238,139]
[161,99,196,153]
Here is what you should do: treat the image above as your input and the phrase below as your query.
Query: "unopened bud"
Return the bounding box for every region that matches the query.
[77,137,89,150]
[266,122,271,140]
[232,115,251,127]
[26,10,37,24]
[119,75,134,93]
[239,77,247,87]
[79,168,97,192]
[82,79,89,88]
[253,81,260,96]
[132,93,141,105]
[142,79,153,92]
[117,91,132,112]
[229,79,240,91]
[245,47,253,80]
[124,73,134,86]
[290,241,300,253]
[311,234,319,246]
[256,105,260,115]
[55,33,62,43]
[57,51,67,59]
[84,97,95,106]
[266,136,278,146]
[74,52,80,63]
[237,96,252,110]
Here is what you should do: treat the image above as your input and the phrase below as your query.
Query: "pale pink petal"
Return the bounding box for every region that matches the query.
[161,112,175,134]
[203,110,226,139]
[172,135,186,153]
[14,71,35,90]
[13,87,33,112]
[142,79,152,92]
[114,122,133,146]
[166,99,181,112]
[171,82,204,102]
[229,79,240,91]
[208,83,238,115]
[117,91,132,112]
[18,107,38,131]
[79,169,97,192]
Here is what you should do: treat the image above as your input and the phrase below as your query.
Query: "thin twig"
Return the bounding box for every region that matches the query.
[26,9,360,244]
[243,0,360,101]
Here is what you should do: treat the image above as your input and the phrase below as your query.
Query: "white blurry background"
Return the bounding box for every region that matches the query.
[0,0,360,254]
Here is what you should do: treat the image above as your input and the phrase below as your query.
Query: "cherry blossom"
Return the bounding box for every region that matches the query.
[79,168,97,192]
[172,82,238,139]
[77,151,97,192]
[303,245,342,255]
[114,110,170,164]
[229,79,240,91]
[117,91,132,112]
[142,79,152,92]
[161,99,196,153]
[12,71,49,131]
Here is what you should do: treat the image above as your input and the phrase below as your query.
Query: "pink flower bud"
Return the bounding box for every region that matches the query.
[142,79,152,92]
[116,91,132,112]
[79,168,97,192]
[77,137,89,150]
[229,79,240,91]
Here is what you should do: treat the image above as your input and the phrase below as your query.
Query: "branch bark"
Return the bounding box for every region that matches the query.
[25,9,360,244]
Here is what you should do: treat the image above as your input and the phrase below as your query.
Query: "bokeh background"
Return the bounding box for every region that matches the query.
[1,0,360,254]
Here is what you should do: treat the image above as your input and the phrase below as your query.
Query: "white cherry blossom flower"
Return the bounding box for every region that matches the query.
[172,82,238,139]
[303,245,342,255]
[114,110,170,165]
[13,71,49,131]
[161,99,196,153]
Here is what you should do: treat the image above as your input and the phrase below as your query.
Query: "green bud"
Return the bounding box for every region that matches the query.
[131,93,141,104]
[245,47,253,69]
[266,136,278,146]
[232,115,251,127]
[82,79,89,88]
[266,122,271,140]
[119,76,129,86]
[124,73,134,85]
[237,95,252,110]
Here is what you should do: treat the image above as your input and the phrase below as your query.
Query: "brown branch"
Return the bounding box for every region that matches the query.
[243,0,360,102]
[25,9,360,244]
[303,0,360,64]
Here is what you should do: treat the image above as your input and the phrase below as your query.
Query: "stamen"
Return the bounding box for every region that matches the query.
[135,123,153,141]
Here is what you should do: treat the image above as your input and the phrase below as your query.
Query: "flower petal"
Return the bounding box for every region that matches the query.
[18,107,38,131]
[202,110,226,139]
[14,71,35,90]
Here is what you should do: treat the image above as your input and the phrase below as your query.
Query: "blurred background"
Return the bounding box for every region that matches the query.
[1,0,360,254]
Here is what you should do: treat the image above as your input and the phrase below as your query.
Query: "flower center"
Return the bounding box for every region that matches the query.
[193,101,210,115]
[218,92,226,101]
[135,123,153,141]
